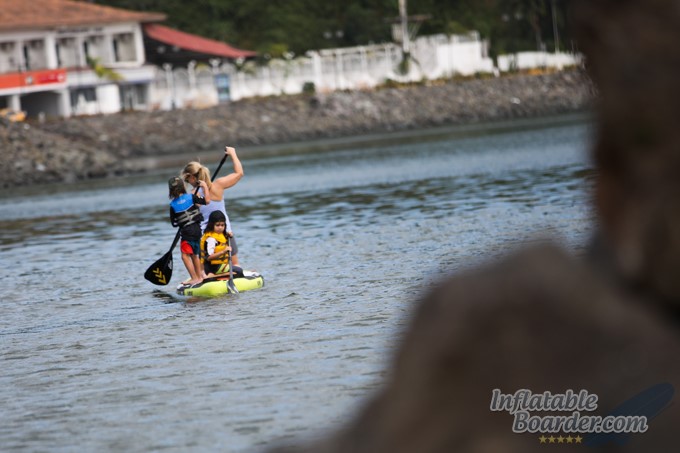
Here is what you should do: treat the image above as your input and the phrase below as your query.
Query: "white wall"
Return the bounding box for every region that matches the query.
[96,84,120,114]
[151,32,581,109]
[497,51,582,72]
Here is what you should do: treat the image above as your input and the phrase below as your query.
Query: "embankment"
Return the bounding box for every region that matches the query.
[0,69,595,189]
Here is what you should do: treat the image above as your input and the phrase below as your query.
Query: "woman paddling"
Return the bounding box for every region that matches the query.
[181,146,243,268]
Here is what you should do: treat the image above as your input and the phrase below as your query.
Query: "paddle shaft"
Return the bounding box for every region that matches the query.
[226,234,238,293]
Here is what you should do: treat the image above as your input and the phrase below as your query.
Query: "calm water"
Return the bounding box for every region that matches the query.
[0,116,595,452]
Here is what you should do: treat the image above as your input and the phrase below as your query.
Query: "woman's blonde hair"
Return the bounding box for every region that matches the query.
[180,161,212,189]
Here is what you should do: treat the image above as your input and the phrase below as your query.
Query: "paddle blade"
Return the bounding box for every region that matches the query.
[144,251,173,285]
[227,279,239,294]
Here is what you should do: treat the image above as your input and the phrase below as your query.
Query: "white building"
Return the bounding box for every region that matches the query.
[0,0,581,119]
[0,0,165,118]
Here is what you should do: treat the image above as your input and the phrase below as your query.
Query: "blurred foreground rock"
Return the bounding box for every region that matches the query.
[266,0,680,451]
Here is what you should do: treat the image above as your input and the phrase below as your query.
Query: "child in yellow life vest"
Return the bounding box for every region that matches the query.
[201,211,244,278]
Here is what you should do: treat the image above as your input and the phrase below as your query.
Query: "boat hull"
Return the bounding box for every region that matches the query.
[177,274,264,297]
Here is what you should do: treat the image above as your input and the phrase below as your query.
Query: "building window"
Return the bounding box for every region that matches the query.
[120,84,147,110]
[70,87,98,115]
[0,42,16,73]
[84,36,107,63]
[22,40,48,70]
[112,33,136,62]
[57,38,78,68]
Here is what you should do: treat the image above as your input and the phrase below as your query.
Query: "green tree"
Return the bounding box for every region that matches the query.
[94,0,572,58]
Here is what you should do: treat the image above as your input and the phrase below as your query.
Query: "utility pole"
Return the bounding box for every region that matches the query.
[389,0,429,74]
[399,0,410,56]
[551,0,560,53]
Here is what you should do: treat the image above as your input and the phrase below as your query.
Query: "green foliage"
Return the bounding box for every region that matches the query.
[266,43,290,60]
[86,57,123,81]
[93,0,572,58]
[302,82,316,95]
[397,53,411,75]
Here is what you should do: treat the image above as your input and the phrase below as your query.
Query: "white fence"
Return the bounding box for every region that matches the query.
[497,51,581,72]
[150,32,581,110]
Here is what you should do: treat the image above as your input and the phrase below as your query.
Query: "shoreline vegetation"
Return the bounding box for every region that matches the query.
[0,69,594,189]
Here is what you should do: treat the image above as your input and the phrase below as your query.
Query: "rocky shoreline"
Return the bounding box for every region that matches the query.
[0,69,595,189]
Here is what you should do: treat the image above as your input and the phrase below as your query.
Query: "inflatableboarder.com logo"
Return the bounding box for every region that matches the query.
[490,384,674,446]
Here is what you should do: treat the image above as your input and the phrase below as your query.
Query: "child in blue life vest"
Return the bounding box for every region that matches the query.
[200,210,244,278]
[168,176,210,285]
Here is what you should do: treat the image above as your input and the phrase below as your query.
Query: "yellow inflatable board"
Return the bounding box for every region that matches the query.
[177,274,264,297]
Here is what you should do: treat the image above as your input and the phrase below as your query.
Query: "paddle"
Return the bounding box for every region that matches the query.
[144,232,180,285]
[225,235,239,294]
[144,152,229,285]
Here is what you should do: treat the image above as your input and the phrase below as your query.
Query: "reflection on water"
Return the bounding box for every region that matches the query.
[0,117,594,452]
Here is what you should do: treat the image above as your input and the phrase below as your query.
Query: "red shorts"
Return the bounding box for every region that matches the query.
[180,239,200,255]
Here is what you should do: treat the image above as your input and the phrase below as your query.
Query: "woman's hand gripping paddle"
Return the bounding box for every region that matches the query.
[144,152,229,285]
[226,234,239,294]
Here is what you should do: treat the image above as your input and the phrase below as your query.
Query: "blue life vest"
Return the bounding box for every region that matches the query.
[170,194,202,227]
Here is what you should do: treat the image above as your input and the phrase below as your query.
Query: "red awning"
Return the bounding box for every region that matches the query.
[143,23,256,60]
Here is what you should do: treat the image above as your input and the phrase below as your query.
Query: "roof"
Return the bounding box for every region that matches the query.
[143,23,257,61]
[0,0,165,32]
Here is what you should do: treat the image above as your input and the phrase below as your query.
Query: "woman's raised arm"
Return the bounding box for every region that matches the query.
[211,146,243,194]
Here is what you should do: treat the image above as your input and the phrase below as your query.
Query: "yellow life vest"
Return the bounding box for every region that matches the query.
[200,231,229,264]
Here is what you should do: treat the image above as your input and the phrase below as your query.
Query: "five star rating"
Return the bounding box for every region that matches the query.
[539,435,583,444]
